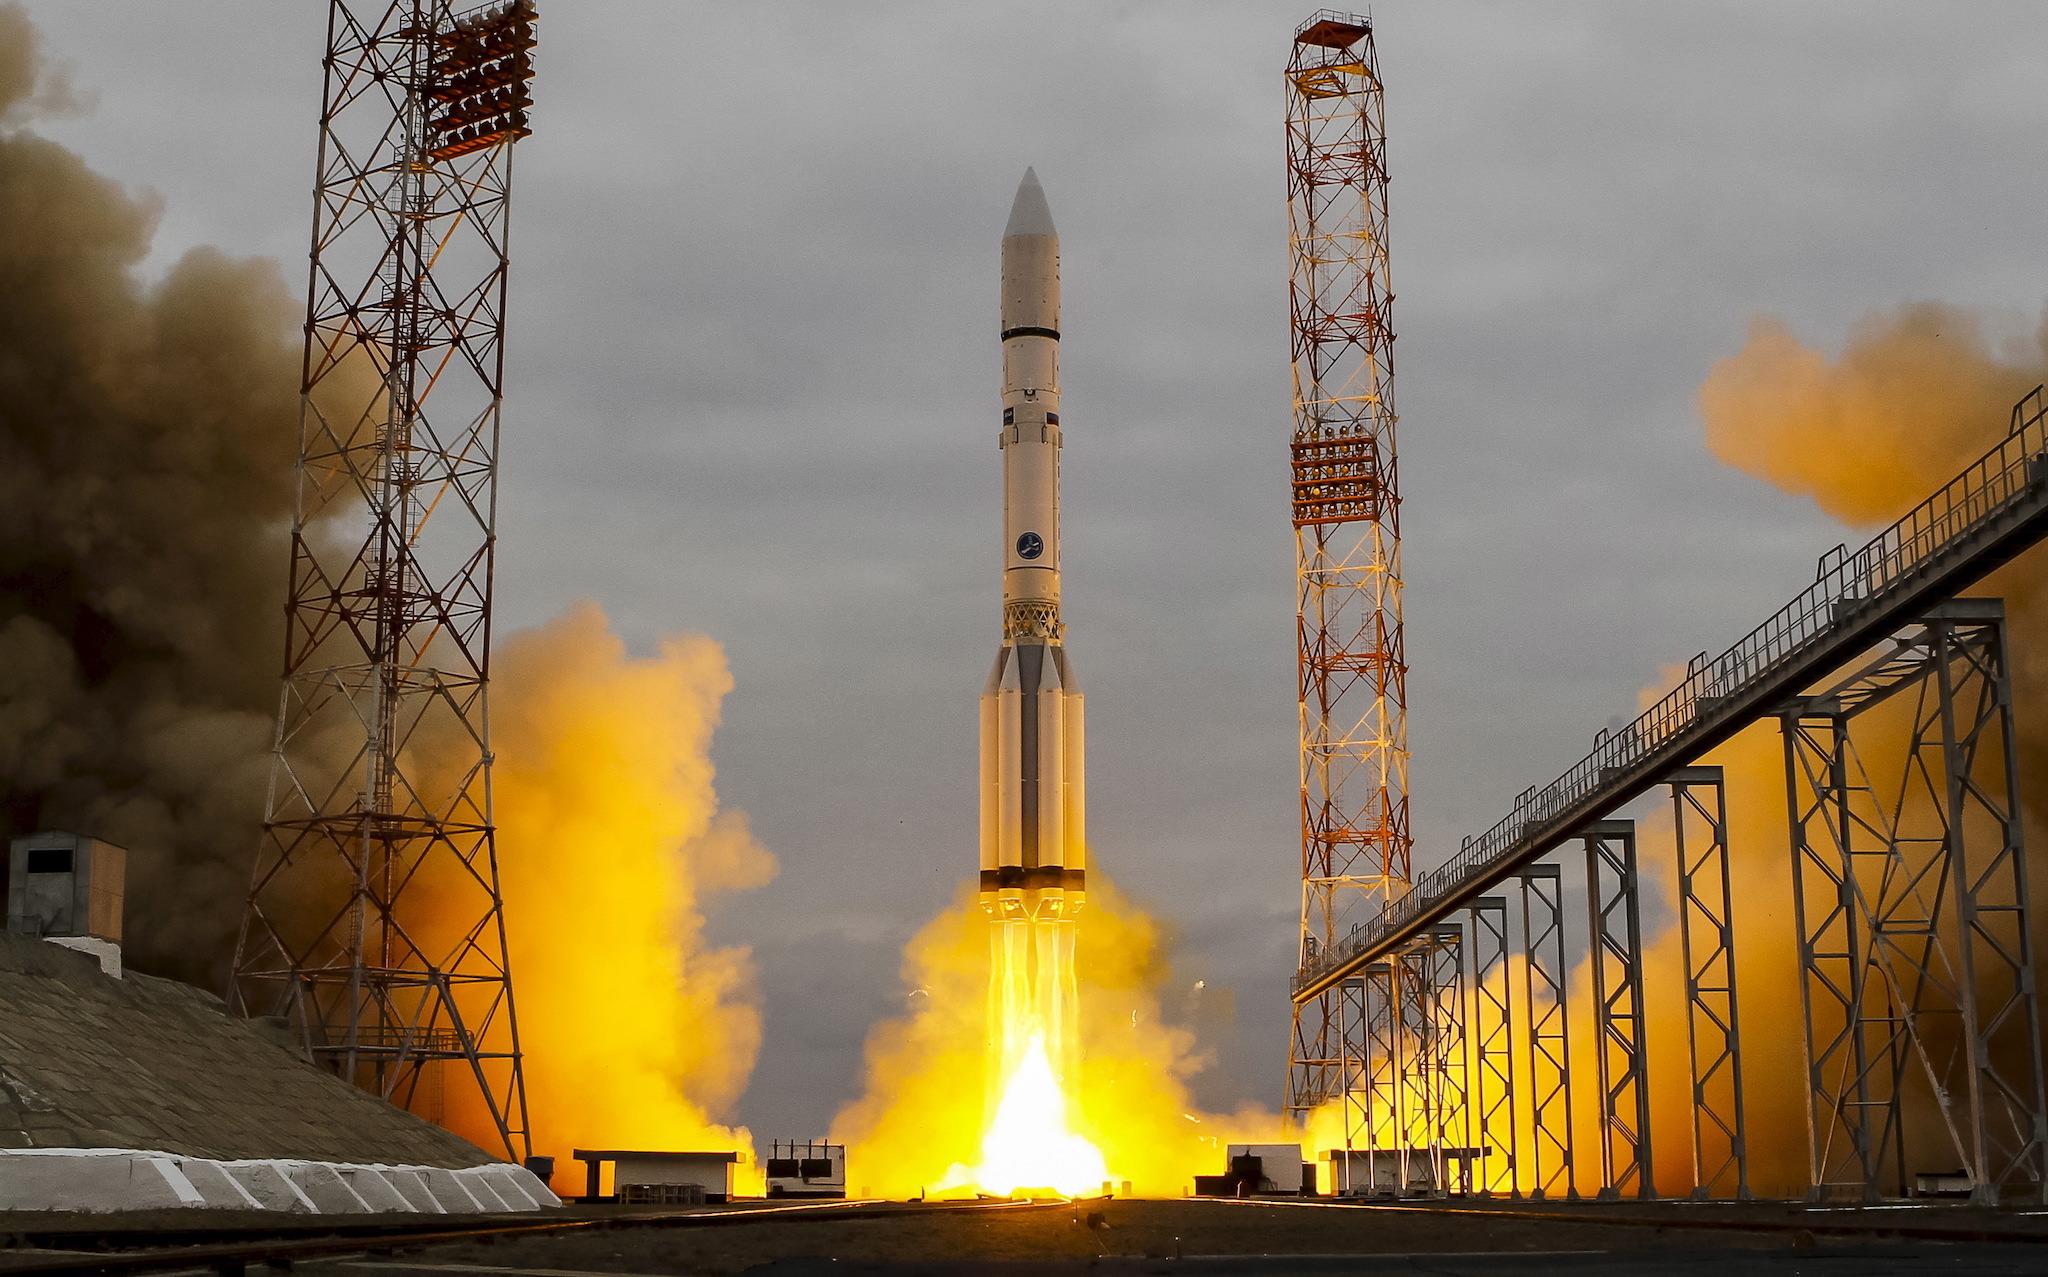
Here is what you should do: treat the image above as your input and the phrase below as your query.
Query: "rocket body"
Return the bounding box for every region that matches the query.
[979,169,1086,923]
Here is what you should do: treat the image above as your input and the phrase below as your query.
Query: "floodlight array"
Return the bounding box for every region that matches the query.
[427,0,536,162]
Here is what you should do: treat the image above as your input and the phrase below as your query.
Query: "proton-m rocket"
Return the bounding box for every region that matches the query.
[979,168,1086,924]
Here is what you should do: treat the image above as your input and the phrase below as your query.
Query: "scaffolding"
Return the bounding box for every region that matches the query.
[230,0,539,1160]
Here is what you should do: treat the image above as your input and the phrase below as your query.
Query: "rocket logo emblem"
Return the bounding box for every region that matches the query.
[1016,531,1044,560]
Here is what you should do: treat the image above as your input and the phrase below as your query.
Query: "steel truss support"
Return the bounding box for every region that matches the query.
[1394,941,1439,1194]
[1669,766,1750,1199]
[1362,961,1403,1193]
[1336,933,1466,1199]
[1360,927,1464,1198]
[1584,820,1655,1199]
[1426,925,1470,1194]
[1312,965,1412,1198]
[1337,961,1400,1196]
[1782,707,1903,1199]
[1780,600,2048,1204]
[1518,864,1575,1200]
[1467,896,1516,1195]
[1328,975,1363,1193]
[1291,985,1350,1136]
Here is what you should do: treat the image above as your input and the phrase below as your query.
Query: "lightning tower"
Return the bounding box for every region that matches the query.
[232,0,539,1159]
[1281,13,1410,1127]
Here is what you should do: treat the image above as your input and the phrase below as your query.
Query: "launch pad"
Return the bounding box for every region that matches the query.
[8,1197,2048,1274]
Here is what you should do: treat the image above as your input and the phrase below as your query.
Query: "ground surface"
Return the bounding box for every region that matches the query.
[5,1198,2048,1275]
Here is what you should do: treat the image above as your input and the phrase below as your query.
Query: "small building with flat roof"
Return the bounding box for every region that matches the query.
[573,1148,738,1204]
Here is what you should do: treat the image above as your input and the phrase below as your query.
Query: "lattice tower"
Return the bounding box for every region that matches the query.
[230,0,539,1159]
[1281,10,1411,1122]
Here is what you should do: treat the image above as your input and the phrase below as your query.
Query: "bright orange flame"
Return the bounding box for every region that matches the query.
[931,916,1113,1198]
[946,1031,1109,1197]
[834,879,1298,1199]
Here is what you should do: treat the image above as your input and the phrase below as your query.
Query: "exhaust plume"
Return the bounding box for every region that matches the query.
[1701,303,2048,525]
[0,2,300,984]
[435,603,777,1189]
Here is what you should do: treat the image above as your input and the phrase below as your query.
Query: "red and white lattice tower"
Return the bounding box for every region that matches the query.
[1281,11,1410,1125]
[231,0,539,1159]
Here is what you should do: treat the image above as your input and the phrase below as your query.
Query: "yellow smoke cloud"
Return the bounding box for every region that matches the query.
[438,602,776,1192]
[1700,303,2046,525]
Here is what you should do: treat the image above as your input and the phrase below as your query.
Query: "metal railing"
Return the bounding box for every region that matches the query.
[1295,387,2048,998]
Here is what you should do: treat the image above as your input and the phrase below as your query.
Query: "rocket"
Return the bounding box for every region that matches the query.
[980,168,1086,922]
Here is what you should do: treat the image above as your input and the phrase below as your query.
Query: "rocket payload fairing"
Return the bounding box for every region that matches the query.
[980,168,1085,923]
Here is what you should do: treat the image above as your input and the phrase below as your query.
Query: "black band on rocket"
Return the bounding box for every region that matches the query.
[1001,326,1061,342]
[979,867,1087,893]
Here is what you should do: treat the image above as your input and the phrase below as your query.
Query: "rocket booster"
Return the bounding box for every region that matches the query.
[979,168,1085,922]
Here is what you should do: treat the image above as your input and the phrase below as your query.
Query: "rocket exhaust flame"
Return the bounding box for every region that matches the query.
[833,874,1304,1199]
[956,1030,1109,1198]
[934,920,1105,1199]
[990,917,1079,1086]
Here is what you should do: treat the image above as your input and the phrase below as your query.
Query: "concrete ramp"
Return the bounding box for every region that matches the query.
[0,935,557,1214]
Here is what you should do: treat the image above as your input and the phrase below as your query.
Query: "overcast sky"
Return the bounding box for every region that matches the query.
[23,1,2048,1138]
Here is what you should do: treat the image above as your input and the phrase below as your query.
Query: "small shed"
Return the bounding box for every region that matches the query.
[1193,1143,1311,1198]
[572,1148,737,1204]
[6,832,125,944]
[1323,1146,1485,1197]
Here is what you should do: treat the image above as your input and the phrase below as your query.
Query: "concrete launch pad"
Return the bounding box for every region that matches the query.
[6,1197,2046,1275]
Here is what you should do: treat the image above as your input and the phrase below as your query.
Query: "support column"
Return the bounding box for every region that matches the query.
[1518,864,1575,1200]
[1428,925,1469,1194]
[1467,896,1516,1196]
[1333,974,1369,1196]
[1782,706,1896,1200]
[1779,600,2048,1203]
[1584,820,1655,1199]
[1924,608,2048,1203]
[1669,766,1749,1199]
[1352,962,1400,1196]
[1396,942,1439,1195]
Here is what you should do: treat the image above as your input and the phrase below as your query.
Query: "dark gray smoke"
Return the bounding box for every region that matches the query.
[0,3,300,985]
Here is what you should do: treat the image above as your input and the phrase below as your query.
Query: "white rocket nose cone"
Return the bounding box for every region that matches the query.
[1005,167,1056,238]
